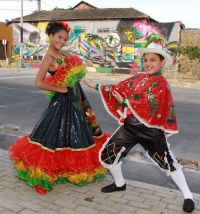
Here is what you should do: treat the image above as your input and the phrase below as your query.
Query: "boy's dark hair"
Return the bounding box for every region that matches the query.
[144,53,164,61]
[156,53,164,61]
[45,22,66,36]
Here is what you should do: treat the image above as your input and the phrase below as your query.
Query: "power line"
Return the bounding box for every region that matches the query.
[0,9,33,11]
[0,0,37,1]
[41,0,53,9]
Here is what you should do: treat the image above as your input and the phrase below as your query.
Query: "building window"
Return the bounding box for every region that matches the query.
[97,28,109,33]
[81,28,86,33]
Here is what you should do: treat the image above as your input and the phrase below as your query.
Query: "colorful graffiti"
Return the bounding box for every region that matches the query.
[9,19,180,71]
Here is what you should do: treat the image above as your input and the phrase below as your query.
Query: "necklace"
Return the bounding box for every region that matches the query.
[49,52,64,65]
[56,57,64,65]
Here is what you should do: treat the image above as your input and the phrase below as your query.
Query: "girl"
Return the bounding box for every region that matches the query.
[9,21,110,194]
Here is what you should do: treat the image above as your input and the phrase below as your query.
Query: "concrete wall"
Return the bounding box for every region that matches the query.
[179,29,200,76]
[0,23,13,59]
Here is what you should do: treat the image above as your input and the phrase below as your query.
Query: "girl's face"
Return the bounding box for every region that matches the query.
[50,30,69,50]
[143,53,166,75]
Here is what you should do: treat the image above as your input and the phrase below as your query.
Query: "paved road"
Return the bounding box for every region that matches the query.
[1,70,200,161]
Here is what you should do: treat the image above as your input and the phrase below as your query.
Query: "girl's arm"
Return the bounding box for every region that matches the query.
[34,55,68,93]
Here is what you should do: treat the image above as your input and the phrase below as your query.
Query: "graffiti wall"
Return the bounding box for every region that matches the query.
[9,19,181,71]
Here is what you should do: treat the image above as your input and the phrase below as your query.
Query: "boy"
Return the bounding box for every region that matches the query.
[83,43,195,213]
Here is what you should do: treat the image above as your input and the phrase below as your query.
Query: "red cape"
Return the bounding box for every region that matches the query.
[99,73,178,136]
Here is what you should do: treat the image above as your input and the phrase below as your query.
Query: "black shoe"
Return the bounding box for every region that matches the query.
[101,183,126,193]
[183,198,195,213]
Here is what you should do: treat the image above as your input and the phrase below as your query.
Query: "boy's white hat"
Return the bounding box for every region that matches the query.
[138,43,173,69]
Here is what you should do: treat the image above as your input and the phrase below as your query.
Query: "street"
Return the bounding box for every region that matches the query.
[0,70,200,194]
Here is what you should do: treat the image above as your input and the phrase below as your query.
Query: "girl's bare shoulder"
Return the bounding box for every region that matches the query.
[60,51,72,57]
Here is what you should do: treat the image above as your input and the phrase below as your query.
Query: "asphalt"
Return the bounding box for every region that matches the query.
[1,66,200,88]
[0,66,200,214]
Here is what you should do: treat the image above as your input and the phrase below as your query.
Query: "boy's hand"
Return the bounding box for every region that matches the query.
[112,90,123,104]
[82,79,96,89]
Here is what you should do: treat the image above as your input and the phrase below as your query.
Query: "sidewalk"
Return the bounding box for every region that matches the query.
[0,149,199,214]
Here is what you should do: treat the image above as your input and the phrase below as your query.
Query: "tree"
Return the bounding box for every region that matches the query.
[176,46,200,79]
[53,6,72,10]
[177,46,200,61]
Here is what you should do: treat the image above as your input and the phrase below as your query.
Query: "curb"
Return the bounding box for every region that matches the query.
[105,174,200,200]
[127,153,200,172]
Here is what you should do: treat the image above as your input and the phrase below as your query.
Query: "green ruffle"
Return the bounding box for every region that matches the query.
[45,91,55,100]
[66,71,86,88]
[16,171,54,191]
[16,170,106,191]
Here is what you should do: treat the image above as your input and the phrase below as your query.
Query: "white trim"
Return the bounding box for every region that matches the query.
[98,126,120,167]
[98,126,126,169]
[98,84,123,125]
[166,139,182,171]
[145,137,182,176]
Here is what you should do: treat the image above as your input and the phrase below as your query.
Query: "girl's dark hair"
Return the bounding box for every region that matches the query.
[45,22,66,36]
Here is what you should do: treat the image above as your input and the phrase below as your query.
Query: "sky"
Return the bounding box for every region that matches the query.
[0,0,199,29]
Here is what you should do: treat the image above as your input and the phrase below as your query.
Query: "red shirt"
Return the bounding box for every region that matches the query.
[99,73,178,136]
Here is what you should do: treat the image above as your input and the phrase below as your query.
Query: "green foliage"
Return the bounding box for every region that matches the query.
[177,46,200,60]
[85,33,105,43]
[53,6,72,10]
[33,10,46,13]
[85,33,106,50]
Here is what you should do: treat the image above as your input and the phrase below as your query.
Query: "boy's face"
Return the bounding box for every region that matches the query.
[143,53,166,75]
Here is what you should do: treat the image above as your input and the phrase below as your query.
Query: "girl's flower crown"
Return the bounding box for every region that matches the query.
[60,21,70,33]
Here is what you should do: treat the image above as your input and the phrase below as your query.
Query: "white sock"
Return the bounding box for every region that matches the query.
[109,162,125,187]
[170,169,193,200]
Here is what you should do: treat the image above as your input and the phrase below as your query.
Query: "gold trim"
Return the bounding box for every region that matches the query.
[93,133,104,139]
[28,138,96,153]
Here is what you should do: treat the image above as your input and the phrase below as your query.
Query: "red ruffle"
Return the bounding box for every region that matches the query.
[44,55,83,87]
[9,133,110,178]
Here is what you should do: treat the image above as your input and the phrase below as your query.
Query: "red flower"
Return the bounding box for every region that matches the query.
[60,21,70,33]
[91,115,96,120]
[68,55,82,67]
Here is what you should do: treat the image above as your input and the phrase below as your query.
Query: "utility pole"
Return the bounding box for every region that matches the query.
[19,0,24,68]
[37,0,41,11]
[0,0,41,67]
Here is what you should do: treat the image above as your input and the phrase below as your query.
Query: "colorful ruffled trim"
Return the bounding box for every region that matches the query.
[15,162,107,191]
[9,133,110,191]
[45,55,88,99]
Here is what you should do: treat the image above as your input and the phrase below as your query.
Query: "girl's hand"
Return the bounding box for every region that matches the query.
[112,90,123,104]
[82,78,96,89]
[58,86,68,93]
